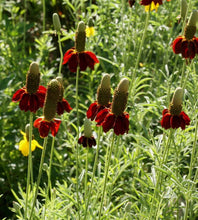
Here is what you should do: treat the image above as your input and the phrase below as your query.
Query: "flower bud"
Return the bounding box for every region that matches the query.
[88,17,94,27]
[180,0,187,20]
[111,78,129,116]
[169,87,183,115]
[26,62,40,94]
[43,79,61,121]
[75,21,86,52]
[188,10,198,27]
[84,118,92,138]
[97,74,111,106]
[53,13,61,32]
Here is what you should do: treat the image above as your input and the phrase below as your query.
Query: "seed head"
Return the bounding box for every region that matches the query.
[75,21,86,52]
[169,87,183,115]
[84,118,92,138]
[53,13,61,32]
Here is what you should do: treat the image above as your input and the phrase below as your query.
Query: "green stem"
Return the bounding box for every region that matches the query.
[84,127,102,219]
[98,133,115,220]
[149,129,173,219]
[76,65,80,218]
[24,112,33,219]
[58,32,63,77]
[44,136,55,218]
[29,137,48,220]
[129,10,150,96]
[42,0,46,32]
[84,146,89,201]
[23,0,27,58]
[184,119,198,220]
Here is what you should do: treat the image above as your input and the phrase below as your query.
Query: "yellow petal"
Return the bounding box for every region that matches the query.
[32,140,43,149]
[19,140,29,156]
[86,27,95,37]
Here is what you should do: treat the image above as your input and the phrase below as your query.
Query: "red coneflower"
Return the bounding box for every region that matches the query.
[161,87,190,130]
[140,0,162,11]
[78,118,96,148]
[87,74,111,121]
[172,10,198,61]
[63,21,99,72]
[56,77,72,115]
[12,62,46,113]
[34,79,62,138]
[96,78,130,136]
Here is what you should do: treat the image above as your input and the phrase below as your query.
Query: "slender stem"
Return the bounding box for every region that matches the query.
[84,127,102,219]
[58,32,63,77]
[184,119,198,220]
[29,137,48,220]
[24,112,33,219]
[42,0,46,32]
[84,146,89,201]
[22,0,27,58]
[149,129,173,219]
[129,10,150,96]
[98,133,115,220]
[43,136,55,218]
[76,65,80,218]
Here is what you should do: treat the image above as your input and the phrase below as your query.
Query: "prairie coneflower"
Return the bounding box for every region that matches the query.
[140,0,162,12]
[12,62,46,113]
[87,74,111,121]
[96,78,130,136]
[56,77,72,115]
[63,21,99,72]
[161,87,190,130]
[19,125,43,156]
[172,10,198,61]
[78,118,96,148]
[34,79,61,138]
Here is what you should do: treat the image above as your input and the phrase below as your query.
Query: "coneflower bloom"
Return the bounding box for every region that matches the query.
[18,126,43,156]
[34,79,61,138]
[78,119,96,148]
[56,77,72,115]
[161,87,190,130]
[12,62,46,113]
[172,10,198,61]
[96,78,130,136]
[87,74,111,121]
[63,21,99,72]
[140,0,162,12]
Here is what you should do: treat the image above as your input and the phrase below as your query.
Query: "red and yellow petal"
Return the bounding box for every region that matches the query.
[62,48,76,65]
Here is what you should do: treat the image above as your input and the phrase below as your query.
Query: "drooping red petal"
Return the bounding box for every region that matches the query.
[88,137,96,147]
[87,102,98,120]
[62,48,75,65]
[36,85,46,107]
[181,41,196,59]
[19,93,30,112]
[57,99,72,115]
[102,113,116,133]
[172,36,183,54]
[29,94,39,113]
[79,52,88,71]
[39,121,51,138]
[84,51,99,70]
[161,113,171,129]
[170,115,181,129]
[114,113,129,135]
[68,53,78,72]
[140,0,152,5]
[95,108,110,125]
[50,119,61,137]
[12,88,26,102]
[180,111,190,129]
[34,117,44,128]
[162,109,169,116]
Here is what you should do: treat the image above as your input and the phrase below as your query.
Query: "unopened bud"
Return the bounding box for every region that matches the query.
[169,87,183,115]
[88,17,94,27]
[56,76,64,101]
[53,13,61,32]
[181,0,187,20]
[97,74,111,106]
[75,21,86,52]
[84,118,92,138]
[26,62,40,94]
[44,79,60,121]
[111,78,129,116]
[188,10,198,27]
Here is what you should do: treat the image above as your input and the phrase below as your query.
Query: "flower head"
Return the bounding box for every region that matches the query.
[56,77,72,115]
[78,118,96,148]
[18,125,42,156]
[140,0,162,12]
[12,62,46,113]
[172,10,198,61]
[87,74,111,121]
[63,21,99,72]
[161,87,190,130]
[96,78,130,136]
[128,0,136,7]
[34,79,62,138]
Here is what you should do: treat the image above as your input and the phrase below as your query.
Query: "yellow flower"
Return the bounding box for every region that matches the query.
[19,131,43,156]
[86,26,95,37]
[145,1,159,12]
